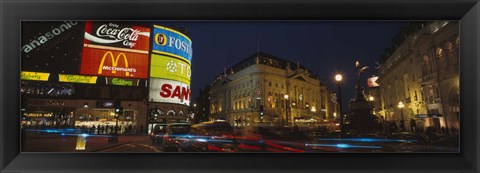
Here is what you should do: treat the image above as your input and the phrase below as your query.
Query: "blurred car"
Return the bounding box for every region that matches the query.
[305,133,397,153]
[162,123,191,152]
[179,121,240,152]
[150,124,168,144]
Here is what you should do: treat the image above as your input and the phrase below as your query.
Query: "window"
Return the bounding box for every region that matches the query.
[414,90,418,101]
[437,48,444,59]
[455,36,460,48]
[269,82,272,87]
[422,55,433,75]
[447,42,454,53]
[421,91,425,102]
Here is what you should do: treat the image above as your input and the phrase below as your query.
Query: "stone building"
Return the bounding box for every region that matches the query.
[208,52,332,128]
[376,21,460,133]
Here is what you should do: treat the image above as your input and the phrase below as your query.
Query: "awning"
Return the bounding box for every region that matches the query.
[415,114,442,118]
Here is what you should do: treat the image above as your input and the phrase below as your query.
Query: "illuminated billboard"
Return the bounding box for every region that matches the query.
[105,77,140,86]
[150,54,191,84]
[152,25,193,63]
[81,21,150,79]
[59,74,97,84]
[367,76,380,88]
[21,71,50,81]
[80,48,149,79]
[83,21,150,51]
[21,21,85,74]
[149,78,191,105]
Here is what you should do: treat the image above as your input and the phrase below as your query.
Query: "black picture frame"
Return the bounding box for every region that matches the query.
[1,0,479,172]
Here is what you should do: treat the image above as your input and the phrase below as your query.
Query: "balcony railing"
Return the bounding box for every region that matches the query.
[419,72,437,83]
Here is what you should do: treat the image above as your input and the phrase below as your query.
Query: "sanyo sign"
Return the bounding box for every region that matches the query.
[152,25,193,63]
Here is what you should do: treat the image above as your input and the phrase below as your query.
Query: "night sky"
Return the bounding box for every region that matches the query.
[22,21,410,109]
[162,21,409,107]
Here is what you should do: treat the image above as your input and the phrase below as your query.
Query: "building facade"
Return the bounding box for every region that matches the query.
[208,52,330,128]
[377,21,460,133]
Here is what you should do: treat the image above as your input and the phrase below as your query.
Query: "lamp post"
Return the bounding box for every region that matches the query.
[284,94,289,127]
[114,111,120,135]
[335,74,344,134]
[398,101,405,131]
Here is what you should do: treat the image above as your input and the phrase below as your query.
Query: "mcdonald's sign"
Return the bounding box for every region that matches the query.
[80,47,149,79]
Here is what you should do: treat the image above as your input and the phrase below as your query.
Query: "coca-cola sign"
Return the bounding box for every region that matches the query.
[83,21,150,51]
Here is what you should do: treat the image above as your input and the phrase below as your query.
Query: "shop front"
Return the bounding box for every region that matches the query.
[22,99,76,127]
[146,106,189,134]
[414,114,445,133]
[74,108,138,134]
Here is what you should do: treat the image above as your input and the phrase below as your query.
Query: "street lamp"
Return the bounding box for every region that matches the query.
[193,103,197,123]
[335,74,344,134]
[369,96,374,101]
[398,101,405,131]
[284,94,289,127]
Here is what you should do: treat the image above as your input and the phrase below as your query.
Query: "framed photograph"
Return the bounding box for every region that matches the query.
[1,0,479,172]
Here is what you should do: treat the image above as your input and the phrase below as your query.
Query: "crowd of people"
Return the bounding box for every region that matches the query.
[21,123,145,135]
[75,124,137,135]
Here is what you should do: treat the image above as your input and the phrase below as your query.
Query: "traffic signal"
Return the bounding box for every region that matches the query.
[259,105,264,116]
[21,95,27,112]
[115,106,124,115]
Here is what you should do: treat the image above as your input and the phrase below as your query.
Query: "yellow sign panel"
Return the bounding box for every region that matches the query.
[21,71,50,81]
[59,74,97,84]
[150,54,191,85]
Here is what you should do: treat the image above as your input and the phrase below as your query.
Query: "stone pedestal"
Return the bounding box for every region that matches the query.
[347,80,380,133]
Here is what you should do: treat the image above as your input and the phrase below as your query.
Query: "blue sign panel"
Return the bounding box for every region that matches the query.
[152,25,193,63]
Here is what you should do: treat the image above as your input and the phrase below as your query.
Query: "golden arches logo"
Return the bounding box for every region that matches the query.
[98,51,130,76]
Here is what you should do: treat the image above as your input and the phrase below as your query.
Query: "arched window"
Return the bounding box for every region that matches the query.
[447,42,454,53]
[437,47,448,70]
[167,110,176,116]
[178,111,184,116]
[455,36,460,48]
[436,47,444,59]
[422,55,432,75]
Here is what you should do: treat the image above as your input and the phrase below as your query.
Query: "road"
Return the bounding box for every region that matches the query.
[24,132,159,152]
[23,132,306,152]
[99,136,163,152]
[23,131,457,152]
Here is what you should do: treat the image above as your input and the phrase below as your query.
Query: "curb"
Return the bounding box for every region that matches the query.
[88,141,132,152]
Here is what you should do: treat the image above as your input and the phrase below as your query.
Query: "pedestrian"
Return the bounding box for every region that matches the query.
[128,124,133,134]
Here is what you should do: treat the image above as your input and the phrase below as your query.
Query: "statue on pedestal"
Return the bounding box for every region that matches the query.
[347,60,382,133]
